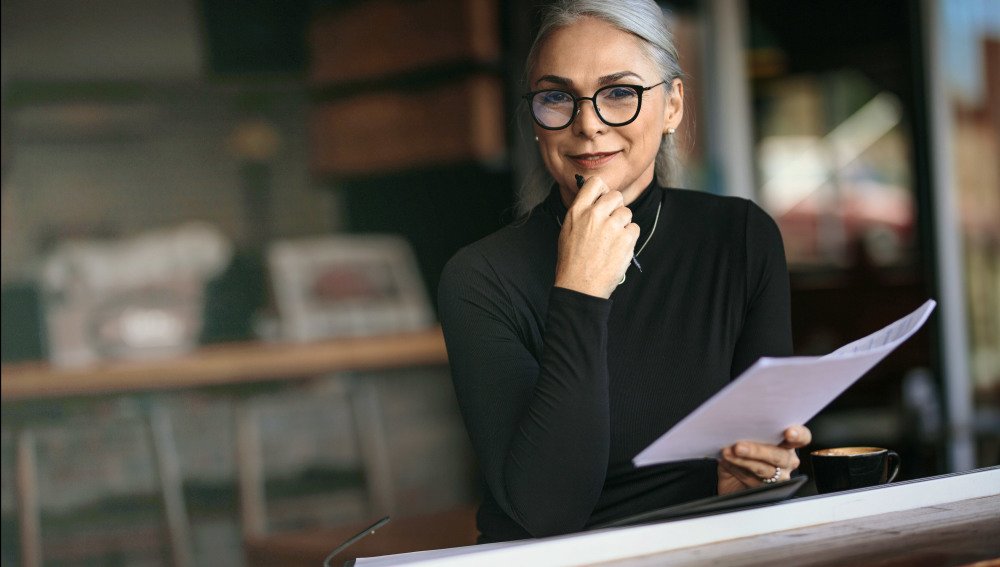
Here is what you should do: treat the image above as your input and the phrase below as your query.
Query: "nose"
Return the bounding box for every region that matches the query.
[572,97,606,138]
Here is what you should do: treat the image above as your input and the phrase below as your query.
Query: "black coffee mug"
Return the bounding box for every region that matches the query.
[810,447,900,494]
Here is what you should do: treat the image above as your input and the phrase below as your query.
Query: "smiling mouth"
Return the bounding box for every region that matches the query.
[569,151,619,169]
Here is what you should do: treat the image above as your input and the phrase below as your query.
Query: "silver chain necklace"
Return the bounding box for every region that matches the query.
[556,199,662,285]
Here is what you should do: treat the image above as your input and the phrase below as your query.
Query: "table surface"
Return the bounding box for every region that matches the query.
[0,327,448,401]
[606,492,1000,567]
[352,467,1000,567]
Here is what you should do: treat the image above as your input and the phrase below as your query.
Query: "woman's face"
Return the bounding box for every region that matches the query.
[530,16,683,206]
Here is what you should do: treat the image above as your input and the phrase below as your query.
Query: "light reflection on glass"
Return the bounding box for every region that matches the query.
[755,73,915,269]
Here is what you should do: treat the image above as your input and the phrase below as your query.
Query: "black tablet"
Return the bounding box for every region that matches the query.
[590,475,808,530]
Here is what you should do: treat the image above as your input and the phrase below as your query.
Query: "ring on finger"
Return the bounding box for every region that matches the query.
[761,466,782,484]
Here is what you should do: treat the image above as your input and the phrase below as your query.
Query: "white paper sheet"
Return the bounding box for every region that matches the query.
[632,299,936,467]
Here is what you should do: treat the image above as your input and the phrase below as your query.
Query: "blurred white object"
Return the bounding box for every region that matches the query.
[268,235,434,341]
[903,368,943,442]
[41,222,233,366]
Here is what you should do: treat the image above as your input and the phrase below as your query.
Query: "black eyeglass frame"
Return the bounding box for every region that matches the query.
[522,81,667,130]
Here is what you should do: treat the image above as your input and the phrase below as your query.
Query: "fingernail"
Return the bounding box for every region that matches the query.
[788,429,798,440]
[736,445,748,456]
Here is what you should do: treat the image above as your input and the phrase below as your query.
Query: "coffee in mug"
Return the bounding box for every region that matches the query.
[810,447,900,494]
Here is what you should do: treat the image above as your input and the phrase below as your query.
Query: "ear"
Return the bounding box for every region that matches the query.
[663,78,684,133]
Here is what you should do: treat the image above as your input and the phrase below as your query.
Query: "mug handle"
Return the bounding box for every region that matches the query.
[886,450,901,483]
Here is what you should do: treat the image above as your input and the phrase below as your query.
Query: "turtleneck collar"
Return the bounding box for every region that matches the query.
[543,178,663,237]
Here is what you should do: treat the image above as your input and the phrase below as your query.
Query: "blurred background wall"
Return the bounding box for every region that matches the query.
[1,0,997,565]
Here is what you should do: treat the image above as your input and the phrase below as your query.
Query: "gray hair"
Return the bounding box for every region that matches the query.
[517,0,684,215]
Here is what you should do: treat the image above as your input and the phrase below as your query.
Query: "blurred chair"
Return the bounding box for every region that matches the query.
[235,235,475,564]
[10,398,194,567]
[237,375,478,566]
[10,223,233,566]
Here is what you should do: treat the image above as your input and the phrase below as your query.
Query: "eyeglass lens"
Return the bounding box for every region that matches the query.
[530,85,642,129]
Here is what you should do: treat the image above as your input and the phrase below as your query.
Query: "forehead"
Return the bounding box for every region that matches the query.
[531,16,655,85]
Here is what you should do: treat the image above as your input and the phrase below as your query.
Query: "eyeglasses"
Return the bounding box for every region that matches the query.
[523,81,666,130]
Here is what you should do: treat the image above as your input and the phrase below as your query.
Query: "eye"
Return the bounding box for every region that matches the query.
[539,91,572,105]
[603,86,638,101]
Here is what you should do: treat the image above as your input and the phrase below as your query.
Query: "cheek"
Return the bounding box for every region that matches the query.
[646,116,667,153]
[536,137,565,170]
[632,104,666,154]
[625,123,660,160]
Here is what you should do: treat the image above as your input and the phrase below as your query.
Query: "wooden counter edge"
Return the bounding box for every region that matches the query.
[1,327,449,402]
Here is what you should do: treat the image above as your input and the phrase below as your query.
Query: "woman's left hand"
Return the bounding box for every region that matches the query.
[717,425,812,495]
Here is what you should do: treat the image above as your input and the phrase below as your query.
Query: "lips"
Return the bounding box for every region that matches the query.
[568,151,620,169]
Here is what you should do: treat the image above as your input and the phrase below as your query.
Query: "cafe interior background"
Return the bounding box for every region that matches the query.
[1,0,997,565]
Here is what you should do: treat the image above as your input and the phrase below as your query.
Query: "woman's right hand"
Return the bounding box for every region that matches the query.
[554,176,640,299]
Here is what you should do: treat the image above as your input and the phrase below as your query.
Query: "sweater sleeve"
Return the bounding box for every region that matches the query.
[438,248,611,537]
[730,202,793,378]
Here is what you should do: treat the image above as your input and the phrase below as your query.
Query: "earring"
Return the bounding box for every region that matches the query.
[667,128,676,135]
[534,136,539,142]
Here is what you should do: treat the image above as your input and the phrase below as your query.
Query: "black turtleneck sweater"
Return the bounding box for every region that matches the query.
[437,182,792,542]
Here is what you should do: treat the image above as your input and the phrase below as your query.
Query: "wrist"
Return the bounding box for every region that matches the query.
[553,277,612,299]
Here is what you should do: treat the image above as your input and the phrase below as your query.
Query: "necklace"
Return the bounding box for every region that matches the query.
[556,198,663,285]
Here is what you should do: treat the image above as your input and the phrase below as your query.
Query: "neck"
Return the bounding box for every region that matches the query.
[619,170,658,206]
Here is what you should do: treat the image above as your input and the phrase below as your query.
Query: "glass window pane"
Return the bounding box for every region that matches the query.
[940,0,1000,463]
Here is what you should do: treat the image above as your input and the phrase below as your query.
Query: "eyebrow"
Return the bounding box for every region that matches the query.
[535,70,645,88]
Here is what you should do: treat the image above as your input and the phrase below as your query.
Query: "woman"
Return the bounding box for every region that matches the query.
[438,0,810,543]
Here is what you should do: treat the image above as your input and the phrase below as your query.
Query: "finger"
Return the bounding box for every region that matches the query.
[622,223,641,253]
[624,222,640,241]
[731,441,800,468]
[609,206,633,228]
[592,190,625,217]
[722,451,785,479]
[725,442,800,471]
[718,458,761,487]
[721,450,792,484]
[779,425,812,449]
[569,176,608,208]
